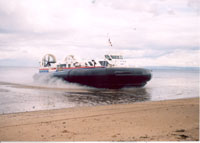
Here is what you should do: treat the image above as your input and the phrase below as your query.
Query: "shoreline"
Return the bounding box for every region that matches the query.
[0,97,199,141]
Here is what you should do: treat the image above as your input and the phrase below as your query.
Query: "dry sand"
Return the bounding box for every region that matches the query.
[0,97,199,141]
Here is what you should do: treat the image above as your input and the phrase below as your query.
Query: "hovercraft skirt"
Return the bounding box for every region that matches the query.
[51,67,152,89]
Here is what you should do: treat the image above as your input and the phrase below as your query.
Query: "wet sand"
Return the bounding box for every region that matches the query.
[0,97,199,141]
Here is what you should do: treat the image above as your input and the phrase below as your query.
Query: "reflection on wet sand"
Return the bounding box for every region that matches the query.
[0,81,150,114]
[64,88,150,106]
[0,67,199,115]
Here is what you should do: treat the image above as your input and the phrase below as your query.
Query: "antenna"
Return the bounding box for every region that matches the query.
[107,33,113,47]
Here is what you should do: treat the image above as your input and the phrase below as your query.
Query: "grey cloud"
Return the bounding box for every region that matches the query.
[0,58,38,67]
[0,0,199,67]
[0,6,28,33]
[187,0,200,15]
[0,46,18,52]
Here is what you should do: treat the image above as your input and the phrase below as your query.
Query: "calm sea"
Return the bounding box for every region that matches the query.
[0,66,199,114]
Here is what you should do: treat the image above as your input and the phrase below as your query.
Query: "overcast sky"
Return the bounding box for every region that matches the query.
[0,0,199,67]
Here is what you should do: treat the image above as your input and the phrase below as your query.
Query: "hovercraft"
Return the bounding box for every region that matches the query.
[38,53,152,89]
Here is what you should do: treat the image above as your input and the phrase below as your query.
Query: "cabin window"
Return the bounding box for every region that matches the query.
[111,55,123,59]
[88,61,93,66]
[74,62,80,67]
[59,64,66,68]
[105,55,112,60]
[99,61,109,67]
[57,64,65,71]
[68,64,71,68]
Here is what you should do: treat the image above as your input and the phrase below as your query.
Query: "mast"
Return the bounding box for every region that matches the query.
[107,33,113,47]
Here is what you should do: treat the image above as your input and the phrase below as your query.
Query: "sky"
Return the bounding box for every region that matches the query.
[0,0,199,67]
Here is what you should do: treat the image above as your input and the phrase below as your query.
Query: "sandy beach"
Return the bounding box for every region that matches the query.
[0,97,199,141]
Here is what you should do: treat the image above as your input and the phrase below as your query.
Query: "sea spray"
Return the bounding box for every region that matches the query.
[0,66,37,84]
[32,72,91,90]
[0,66,90,90]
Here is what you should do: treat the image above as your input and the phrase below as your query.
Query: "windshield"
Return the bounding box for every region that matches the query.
[110,55,123,59]
[99,61,109,67]
[105,55,112,60]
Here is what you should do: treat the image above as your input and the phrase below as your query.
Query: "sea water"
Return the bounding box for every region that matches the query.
[0,66,199,114]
